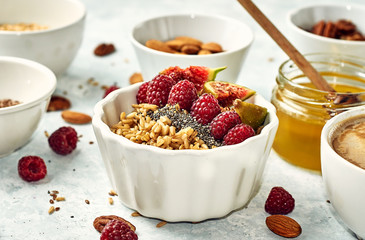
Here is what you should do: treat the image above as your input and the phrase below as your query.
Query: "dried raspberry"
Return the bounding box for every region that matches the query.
[146,75,175,107]
[100,219,138,240]
[210,111,241,140]
[103,84,120,98]
[167,80,198,111]
[190,93,221,125]
[136,82,149,104]
[265,186,295,215]
[48,126,78,155]
[223,123,255,145]
[18,156,47,182]
[160,66,185,84]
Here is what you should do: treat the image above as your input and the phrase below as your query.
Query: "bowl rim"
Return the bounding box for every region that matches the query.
[0,0,86,36]
[129,12,254,58]
[0,56,56,114]
[287,3,365,46]
[92,82,278,155]
[321,106,365,174]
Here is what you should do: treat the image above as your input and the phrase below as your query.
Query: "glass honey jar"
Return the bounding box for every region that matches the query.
[271,53,365,171]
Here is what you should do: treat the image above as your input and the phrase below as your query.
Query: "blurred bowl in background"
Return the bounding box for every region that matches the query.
[287,4,365,57]
[0,0,86,76]
[130,13,254,83]
[0,56,56,157]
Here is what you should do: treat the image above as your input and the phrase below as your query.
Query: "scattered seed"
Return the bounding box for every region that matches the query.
[156,221,167,228]
[131,211,141,217]
[55,207,60,211]
[48,206,55,214]
[109,190,118,196]
[85,199,90,204]
[49,199,54,204]
[108,197,114,205]
[89,141,94,144]
[44,131,49,138]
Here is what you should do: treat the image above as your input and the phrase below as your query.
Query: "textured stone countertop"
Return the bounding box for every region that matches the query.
[1,0,364,239]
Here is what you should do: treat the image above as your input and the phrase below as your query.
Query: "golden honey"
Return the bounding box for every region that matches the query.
[271,54,365,171]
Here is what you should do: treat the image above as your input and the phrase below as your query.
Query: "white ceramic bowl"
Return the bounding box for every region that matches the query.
[92,83,278,222]
[130,14,254,83]
[0,0,86,76]
[0,56,56,157]
[321,107,365,239]
[288,4,365,57]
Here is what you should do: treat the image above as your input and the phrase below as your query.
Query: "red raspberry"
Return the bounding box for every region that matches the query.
[167,80,198,111]
[48,126,78,155]
[160,66,184,84]
[223,123,255,145]
[100,219,138,240]
[136,82,149,104]
[18,156,47,182]
[210,111,241,140]
[103,84,120,98]
[146,75,175,107]
[265,186,295,215]
[190,93,221,125]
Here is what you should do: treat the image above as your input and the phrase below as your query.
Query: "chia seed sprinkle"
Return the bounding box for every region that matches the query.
[147,104,222,148]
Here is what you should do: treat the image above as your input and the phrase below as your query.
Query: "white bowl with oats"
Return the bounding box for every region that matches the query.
[130,13,254,83]
[0,0,86,76]
[0,56,56,157]
[92,82,278,222]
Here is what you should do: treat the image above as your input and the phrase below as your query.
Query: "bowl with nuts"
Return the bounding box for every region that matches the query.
[92,67,278,222]
[287,4,365,57]
[0,56,56,157]
[0,0,86,76]
[130,13,254,83]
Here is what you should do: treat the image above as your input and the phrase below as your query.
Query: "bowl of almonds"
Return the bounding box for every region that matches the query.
[130,13,254,83]
[287,4,365,57]
[0,56,56,157]
[92,66,278,222]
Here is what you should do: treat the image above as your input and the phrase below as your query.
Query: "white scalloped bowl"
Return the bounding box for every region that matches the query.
[92,83,278,222]
[0,56,56,157]
[130,13,254,83]
[0,0,86,76]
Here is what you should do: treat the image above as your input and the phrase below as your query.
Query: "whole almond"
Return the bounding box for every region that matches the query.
[198,49,212,55]
[165,39,185,51]
[145,39,175,53]
[266,215,302,238]
[201,42,223,53]
[61,110,92,124]
[174,36,203,47]
[181,44,200,54]
[47,96,71,112]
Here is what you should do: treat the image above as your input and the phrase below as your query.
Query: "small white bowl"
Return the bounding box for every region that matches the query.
[321,107,365,239]
[0,56,56,157]
[130,13,254,83]
[92,83,278,222]
[0,0,86,76]
[287,4,365,57]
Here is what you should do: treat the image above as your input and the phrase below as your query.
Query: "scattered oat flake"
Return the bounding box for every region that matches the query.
[268,57,274,62]
[48,206,55,214]
[56,196,65,201]
[156,221,167,228]
[108,197,114,205]
[44,131,49,138]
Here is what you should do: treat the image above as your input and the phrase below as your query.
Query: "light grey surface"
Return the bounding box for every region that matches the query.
[0,0,363,239]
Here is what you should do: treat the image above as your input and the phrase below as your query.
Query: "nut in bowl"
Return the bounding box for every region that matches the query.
[287,4,365,57]
[92,67,278,222]
[321,107,365,239]
[0,0,86,76]
[0,56,56,157]
[130,13,254,83]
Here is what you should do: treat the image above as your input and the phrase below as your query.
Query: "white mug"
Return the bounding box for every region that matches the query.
[321,106,365,239]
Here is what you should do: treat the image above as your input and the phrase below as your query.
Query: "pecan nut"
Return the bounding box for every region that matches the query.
[94,43,116,56]
[93,215,136,233]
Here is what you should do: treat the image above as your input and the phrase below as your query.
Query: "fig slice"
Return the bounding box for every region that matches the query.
[233,99,268,130]
[203,81,256,107]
